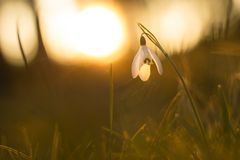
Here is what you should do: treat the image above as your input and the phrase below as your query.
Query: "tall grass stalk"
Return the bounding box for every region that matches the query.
[137,23,206,142]
[109,64,114,136]
[109,63,114,160]
[16,21,28,68]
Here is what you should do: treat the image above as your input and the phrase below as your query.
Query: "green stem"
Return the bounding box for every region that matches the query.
[138,23,206,141]
[165,53,206,139]
[109,63,114,160]
[109,64,114,132]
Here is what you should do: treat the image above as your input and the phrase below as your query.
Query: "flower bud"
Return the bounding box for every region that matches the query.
[140,36,146,46]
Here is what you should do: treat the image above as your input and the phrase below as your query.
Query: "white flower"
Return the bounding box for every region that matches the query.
[131,36,163,81]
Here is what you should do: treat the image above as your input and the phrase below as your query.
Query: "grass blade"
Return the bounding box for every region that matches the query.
[50,125,60,160]
[21,128,33,160]
[16,20,28,68]
[0,145,30,160]
[131,123,146,141]
[217,84,235,138]
[109,63,114,160]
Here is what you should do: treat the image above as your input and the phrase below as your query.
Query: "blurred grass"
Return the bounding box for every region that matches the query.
[0,83,240,160]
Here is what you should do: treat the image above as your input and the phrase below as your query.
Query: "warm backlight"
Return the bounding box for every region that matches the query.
[0,1,38,66]
[139,64,151,82]
[158,4,203,53]
[147,1,207,53]
[77,7,124,57]
[235,0,240,12]
[37,0,126,64]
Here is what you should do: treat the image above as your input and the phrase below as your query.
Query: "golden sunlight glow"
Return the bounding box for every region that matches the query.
[147,1,208,53]
[161,10,188,43]
[37,0,126,64]
[77,7,124,57]
[234,0,240,12]
[158,4,203,53]
[0,1,38,66]
[139,64,150,81]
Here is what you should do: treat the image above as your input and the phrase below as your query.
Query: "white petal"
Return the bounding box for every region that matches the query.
[142,46,151,59]
[131,47,145,78]
[148,48,163,75]
[139,64,151,81]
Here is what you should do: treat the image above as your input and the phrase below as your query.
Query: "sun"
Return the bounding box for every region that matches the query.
[37,0,126,64]
[77,6,124,58]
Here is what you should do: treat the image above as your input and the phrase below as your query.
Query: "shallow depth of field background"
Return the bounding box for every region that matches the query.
[0,0,240,159]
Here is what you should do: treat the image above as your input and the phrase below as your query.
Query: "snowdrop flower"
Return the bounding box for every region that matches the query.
[132,36,163,81]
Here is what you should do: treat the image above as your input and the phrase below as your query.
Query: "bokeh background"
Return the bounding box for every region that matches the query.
[0,0,240,158]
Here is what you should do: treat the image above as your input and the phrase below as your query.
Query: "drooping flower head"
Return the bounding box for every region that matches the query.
[131,36,163,81]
